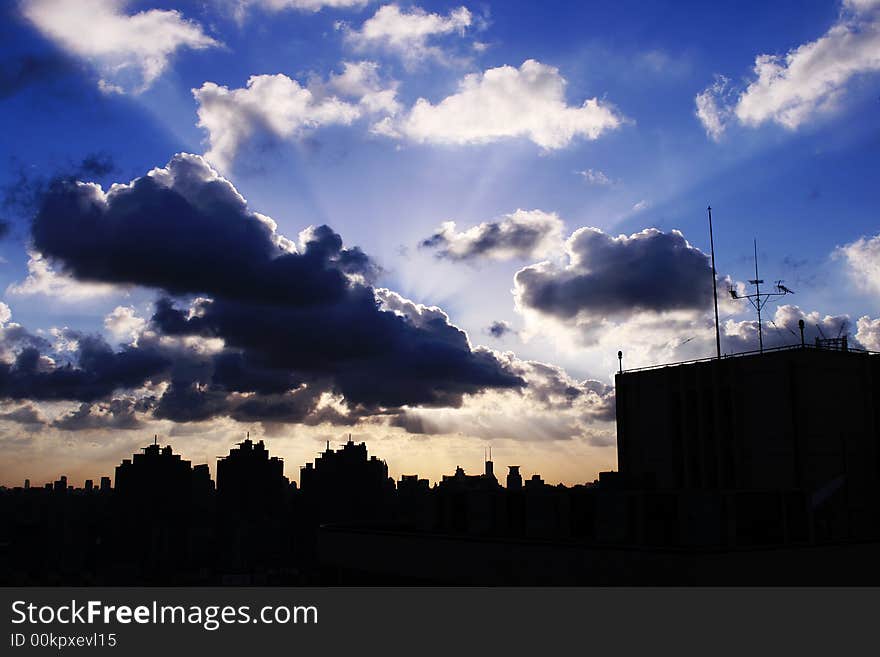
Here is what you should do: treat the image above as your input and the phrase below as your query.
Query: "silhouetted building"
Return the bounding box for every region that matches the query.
[216,438,288,575]
[436,460,503,535]
[506,465,522,490]
[615,346,880,543]
[217,438,286,512]
[300,437,395,524]
[115,443,194,505]
[112,442,214,581]
[397,474,432,531]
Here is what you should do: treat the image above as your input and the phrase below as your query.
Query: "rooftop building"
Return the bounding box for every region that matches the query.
[615,345,880,540]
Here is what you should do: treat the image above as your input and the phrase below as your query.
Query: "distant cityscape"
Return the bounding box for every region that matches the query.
[0,431,616,585]
[2,342,880,585]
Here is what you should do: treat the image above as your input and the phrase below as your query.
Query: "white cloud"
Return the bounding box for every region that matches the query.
[723,305,853,352]
[695,1,880,136]
[245,0,371,12]
[375,288,460,333]
[577,168,613,186]
[856,315,880,350]
[341,4,472,65]
[631,200,648,212]
[834,232,880,296]
[194,64,398,168]
[377,59,624,149]
[103,306,146,343]
[325,60,401,114]
[694,75,733,140]
[7,251,121,301]
[21,0,219,93]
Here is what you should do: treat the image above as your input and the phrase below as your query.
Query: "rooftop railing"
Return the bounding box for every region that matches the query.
[620,340,877,374]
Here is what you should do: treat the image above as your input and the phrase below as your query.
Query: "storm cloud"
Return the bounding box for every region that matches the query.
[0,329,169,404]
[515,227,716,319]
[23,153,524,422]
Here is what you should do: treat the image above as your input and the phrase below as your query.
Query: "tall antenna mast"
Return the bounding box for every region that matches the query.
[752,239,763,353]
[728,238,792,354]
[707,205,721,359]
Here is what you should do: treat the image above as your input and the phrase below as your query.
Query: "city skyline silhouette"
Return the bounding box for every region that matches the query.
[3,0,880,588]
[3,339,879,585]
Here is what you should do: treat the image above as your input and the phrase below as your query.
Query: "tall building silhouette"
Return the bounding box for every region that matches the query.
[615,346,880,543]
[216,438,290,578]
[112,442,213,582]
[217,438,287,512]
[115,443,193,503]
[300,436,395,524]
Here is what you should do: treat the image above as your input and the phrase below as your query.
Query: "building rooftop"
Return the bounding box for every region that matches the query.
[620,341,877,375]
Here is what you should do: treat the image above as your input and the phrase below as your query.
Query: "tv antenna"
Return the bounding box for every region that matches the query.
[728,239,792,354]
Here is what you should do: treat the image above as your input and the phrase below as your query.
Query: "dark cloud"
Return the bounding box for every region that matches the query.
[150,291,520,409]
[51,398,148,432]
[0,403,47,428]
[32,157,374,302]
[420,210,562,262]
[23,153,523,424]
[0,330,169,403]
[515,227,716,319]
[2,154,118,236]
[487,320,513,339]
[387,411,432,435]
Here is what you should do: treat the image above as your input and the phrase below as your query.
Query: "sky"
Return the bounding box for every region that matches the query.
[0,0,878,487]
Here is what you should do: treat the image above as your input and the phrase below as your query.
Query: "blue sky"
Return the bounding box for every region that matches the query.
[0,0,878,485]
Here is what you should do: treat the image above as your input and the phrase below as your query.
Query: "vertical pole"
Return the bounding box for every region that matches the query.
[754,239,763,354]
[708,206,721,359]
